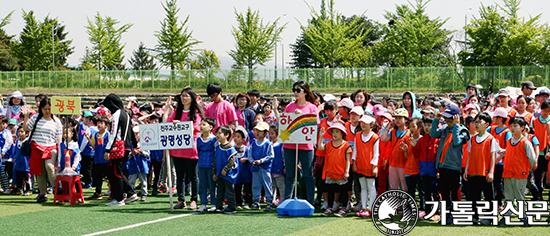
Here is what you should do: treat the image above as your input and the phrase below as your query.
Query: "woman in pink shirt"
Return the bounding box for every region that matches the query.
[282,81,319,204]
[164,87,203,210]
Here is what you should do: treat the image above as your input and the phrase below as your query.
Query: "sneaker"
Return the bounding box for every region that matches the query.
[363,209,372,218]
[418,211,426,218]
[265,203,273,211]
[208,206,217,212]
[126,194,139,203]
[322,208,334,216]
[88,193,103,200]
[236,205,243,210]
[252,202,261,210]
[214,207,224,213]
[15,190,23,195]
[260,196,266,203]
[4,189,11,195]
[23,191,32,196]
[172,187,177,193]
[36,194,48,203]
[0,188,3,193]
[46,188,52,194]
[106,199,126,206]
[346,201,354,211]
[189,201,197,210]
[159,186,167,193]
[355,208,366,217]
[197,205,208,212]
[430,214,440,221]
[243,204,250,209]
[332,202,340,211]
[480,219,492,226]
[320,201,329,210]
[174,201,187,209]
[152,189,159,196]
[335,208,348,217]
[223,207,237,214]
[353,203,362,212]
[140,195,147,202]
[105,190,111,196]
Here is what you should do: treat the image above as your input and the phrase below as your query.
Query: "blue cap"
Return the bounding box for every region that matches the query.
[83,110,93,117]
[442,105,461,119]
[539,88,550,96]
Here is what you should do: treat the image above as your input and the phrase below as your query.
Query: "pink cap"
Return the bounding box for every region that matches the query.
[464,103,477,111]
[327,123,348,136]
[350,106,365,116]
[359,115,376,124]
[373,104,385,116]
[379,112,393,121]
[493,107,508,118]
[339,98,354,109]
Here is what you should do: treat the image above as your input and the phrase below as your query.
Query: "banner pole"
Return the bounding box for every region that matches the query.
[295,143,298,198]
[165,150,174,211]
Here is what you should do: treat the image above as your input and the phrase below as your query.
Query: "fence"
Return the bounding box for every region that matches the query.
[1,66,549,91]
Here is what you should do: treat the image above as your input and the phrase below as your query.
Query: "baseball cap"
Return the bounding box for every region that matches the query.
[323,94,336,102]
[327,123,347,136]
[393,108,409,118]
[434,98,452,107]
[8,119,17,125]
[379,112,394,121]
[359,115,376,124]
[235,126,248,140]
[339,98,354,109]
[492,107,508,118]
[464,104,478,112]
[421,106,436,114]
[373,104,385,116]
[83,110,93,117]
[350,106,365,116]
[254,122,270,131]
[522,81,536,90]
[442,105,461,119]
[497,88,510,97]
[539,88,550,96]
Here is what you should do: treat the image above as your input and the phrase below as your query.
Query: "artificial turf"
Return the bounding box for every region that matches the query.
[1,186,549,236]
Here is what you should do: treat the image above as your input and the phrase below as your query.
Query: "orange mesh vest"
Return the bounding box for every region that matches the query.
[502,137,531,179]
[315,118,333,156]
[389,129,411,168]
[354,131,378,177]
[533,117,548,151]
[490,125,509,150]
[323,141,352,180]
[467,135,494,176]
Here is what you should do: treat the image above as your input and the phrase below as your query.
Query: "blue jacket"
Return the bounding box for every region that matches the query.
[93,131,111,164]
[214,144,238,184]
[248,139,274,172]
[197,135,217,168]
[150,150,163,163]
[236,107,256,131]
[78,122,95,156]
[127,149,150,175]
[59,141,81,174]
[430,120,470,171]
[235,145,252,184]
[12,140,29,172]
[271,141,284,175]
[401,91,422,119]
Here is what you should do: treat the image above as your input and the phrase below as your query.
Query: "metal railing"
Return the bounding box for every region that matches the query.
[1,66,548,91]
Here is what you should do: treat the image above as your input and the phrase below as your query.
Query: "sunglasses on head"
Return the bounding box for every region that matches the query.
[292,87,304,93]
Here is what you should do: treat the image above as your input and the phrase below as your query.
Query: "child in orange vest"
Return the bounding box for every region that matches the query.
[490,107,512,209]
[404,118,424,216]
[381,108,412,192]
[463,112,497,226]
[316,100,339,210]
[318,123,352,217]
[498,117,536,226]
[530,99,550,201]
[346,106,363,212]
[352,115,379,218]
[376,112,393,196]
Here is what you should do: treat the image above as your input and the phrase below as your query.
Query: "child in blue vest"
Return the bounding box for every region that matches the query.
[87,115,111,200]
[269,124,285,206]
[148,114,163,197]
[78,111,96,189]
[127,126,150,202]
[234,126,252,209]
[197,118,218,211]
[58,127,82,175]
[248,122,274,211]
[13,127,31,196]
[213,125,238,214]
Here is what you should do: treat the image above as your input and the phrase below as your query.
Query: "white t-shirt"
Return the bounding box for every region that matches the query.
[27,115,62,147]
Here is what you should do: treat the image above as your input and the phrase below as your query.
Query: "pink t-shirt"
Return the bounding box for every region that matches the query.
[167,110,201,159]
[236,109,245,127]
[204,100,238,131]
[282,102,319,150]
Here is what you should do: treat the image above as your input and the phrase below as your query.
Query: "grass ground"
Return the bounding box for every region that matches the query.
[0,184,549,236]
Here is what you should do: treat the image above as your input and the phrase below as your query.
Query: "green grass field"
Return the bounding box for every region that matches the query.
[1,185,549,236]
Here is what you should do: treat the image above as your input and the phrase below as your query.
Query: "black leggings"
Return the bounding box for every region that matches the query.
[16,171,30,191]
[150,159,162,190]
[106,152,136,201]
[326,180,352,206]
[92,163,109,194]
[235,182,252,205]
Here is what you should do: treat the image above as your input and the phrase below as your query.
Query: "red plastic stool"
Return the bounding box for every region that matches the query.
[53,175,85,205]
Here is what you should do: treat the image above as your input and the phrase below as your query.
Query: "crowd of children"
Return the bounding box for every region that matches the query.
[0,80,549,225]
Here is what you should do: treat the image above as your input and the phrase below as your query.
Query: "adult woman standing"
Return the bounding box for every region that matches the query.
[22,98,62,203]
[281,81,319,205]
[353,89,373,113]
[164,87,203,210]
[102,94,138,206]
[234,93,255,130]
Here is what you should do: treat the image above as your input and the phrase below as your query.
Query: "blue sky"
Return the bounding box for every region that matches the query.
[2,0,548,69]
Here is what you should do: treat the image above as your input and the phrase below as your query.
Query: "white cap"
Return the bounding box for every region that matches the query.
[359,115,376,124]
[323,94,336,101]
[339,98,354,109]
[350,106,365,116]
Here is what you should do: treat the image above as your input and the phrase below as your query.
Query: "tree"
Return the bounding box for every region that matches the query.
[228,7,286,86]
[374,0,452,67]
[0,11,19,71]
[189,49,221,78]
[459,0,550,67]
[155,0,200,81]
[300,0,368,68]
[13,10,73,71]
[128,42,157,70]
[84,12,132,70]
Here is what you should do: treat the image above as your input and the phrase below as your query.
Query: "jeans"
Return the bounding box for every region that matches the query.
[284,148,315,204]
[198,167,216,205]
[173,158,198,202]
[252,168,273,203]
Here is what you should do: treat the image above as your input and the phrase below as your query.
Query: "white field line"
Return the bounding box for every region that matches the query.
[82,212,198,236]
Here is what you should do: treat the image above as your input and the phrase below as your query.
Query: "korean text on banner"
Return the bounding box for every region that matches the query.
[278,113,317,144]
[139,121,194,150]
[51,96,81,115]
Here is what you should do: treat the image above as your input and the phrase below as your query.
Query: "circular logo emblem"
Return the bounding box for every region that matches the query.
[372,190,418,236]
